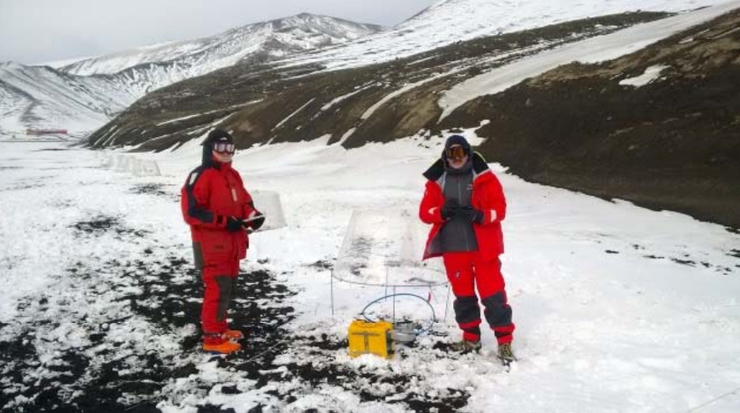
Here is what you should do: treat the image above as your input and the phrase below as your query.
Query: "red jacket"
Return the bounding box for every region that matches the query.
[419,152,506,261]
[180,158,258,264]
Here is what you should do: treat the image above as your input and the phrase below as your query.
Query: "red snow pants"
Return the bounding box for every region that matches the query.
[442,252,515,344]
[201,260,239,344]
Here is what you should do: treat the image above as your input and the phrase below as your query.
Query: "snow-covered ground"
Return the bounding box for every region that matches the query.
[2,135,739,412]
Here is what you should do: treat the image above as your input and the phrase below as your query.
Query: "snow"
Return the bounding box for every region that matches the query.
[37,55,95,69]
[338,128,357,144]
[273,98,316,130]
[0,14,379,135]
[3,1,732,135]
[2,1,740,411]
[438,0,740,119]
[156,113,205,126]
[439,0,740,119]
[277,0,727,72]
[2,133,739,412]
[321,84,377,111]
[619,65,670,86]
[58,14,379,77]
[0,63,135,135]
[361,72,453,120]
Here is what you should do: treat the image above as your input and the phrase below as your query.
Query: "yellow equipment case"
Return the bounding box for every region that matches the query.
[348,320,394,359]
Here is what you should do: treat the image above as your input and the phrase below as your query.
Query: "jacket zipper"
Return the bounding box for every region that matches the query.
[458,178,471,250]
[224,172,240,260]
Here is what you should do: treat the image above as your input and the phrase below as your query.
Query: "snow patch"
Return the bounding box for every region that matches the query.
[321,84,377,111]
[273,98,316,130]
[619,65,669,87]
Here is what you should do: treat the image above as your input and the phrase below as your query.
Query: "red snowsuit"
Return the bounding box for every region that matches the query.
[181,155,259,343]
[419,153,515,344]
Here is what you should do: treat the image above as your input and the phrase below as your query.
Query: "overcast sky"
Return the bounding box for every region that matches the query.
[0,0,434,65]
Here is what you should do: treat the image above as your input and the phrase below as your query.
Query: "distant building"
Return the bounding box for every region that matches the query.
[26,129,68,136]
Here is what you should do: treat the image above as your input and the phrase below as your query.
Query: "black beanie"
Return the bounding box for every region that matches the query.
[205,129,233,146]
[442,134,471,159]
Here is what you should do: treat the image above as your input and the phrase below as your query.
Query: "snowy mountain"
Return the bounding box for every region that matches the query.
[59,13,381,76]
[278,0,724,70]
[0,14,380,135]
[88,0,730,149]
[88,0,739,230]
[0,62,137,134]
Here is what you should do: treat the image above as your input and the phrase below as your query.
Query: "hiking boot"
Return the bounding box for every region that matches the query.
[450,339,482,354]
[497,343,516,366]
[222,329,244,341]
[203,340,241,355]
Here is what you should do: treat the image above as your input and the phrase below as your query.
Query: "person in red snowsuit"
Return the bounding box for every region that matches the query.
[419,134,515,364]
[181,129,264,354]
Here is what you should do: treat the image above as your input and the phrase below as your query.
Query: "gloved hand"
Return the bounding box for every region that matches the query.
[471,208,484,224]
[244,212,265,231]
[226,216,243,232]
[441,198,460,220]
[455,207,484,223]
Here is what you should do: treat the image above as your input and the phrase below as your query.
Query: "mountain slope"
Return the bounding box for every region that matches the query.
[454,7,740,228]
[0,14,380,135]
[0,62,136,133]
[59,13,380,76]
[85,12,673,148]
[277,0,723,71]
[87,1,739,228]
[86,0,730,148]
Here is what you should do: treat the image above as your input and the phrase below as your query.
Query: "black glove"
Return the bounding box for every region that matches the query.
[455,207,484,223]
[472,208,485,224]
[245,213,265,231]
[441,198,460,220]
[226,217,243,232]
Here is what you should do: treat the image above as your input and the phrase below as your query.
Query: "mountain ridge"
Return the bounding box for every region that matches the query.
[0,13,381,135]
[59,13,382,76]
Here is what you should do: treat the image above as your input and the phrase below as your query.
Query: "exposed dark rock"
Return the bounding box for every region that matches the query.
[457,10,740,228]
[88,12,669,152]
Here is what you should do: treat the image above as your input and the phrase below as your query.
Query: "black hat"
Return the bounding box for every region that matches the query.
[205,129,233,146]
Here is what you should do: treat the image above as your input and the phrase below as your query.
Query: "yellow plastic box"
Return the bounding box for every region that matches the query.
[348,320,394,359]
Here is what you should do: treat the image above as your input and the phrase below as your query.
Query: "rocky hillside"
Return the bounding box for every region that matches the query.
[87,12,670,148]
[85,3,739,228]
[446,8,740,228]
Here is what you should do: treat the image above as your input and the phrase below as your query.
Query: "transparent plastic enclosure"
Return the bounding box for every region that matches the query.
[333,210,446,287]
[109,154,161,176]
[250,190,287,232]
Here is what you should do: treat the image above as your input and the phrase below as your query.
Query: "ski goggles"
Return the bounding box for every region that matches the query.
[213,142,236,154]
[446,146,467,160]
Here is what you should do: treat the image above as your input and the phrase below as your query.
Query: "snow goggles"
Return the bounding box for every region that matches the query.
[446,146,467,160]
[213,142,236,154]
